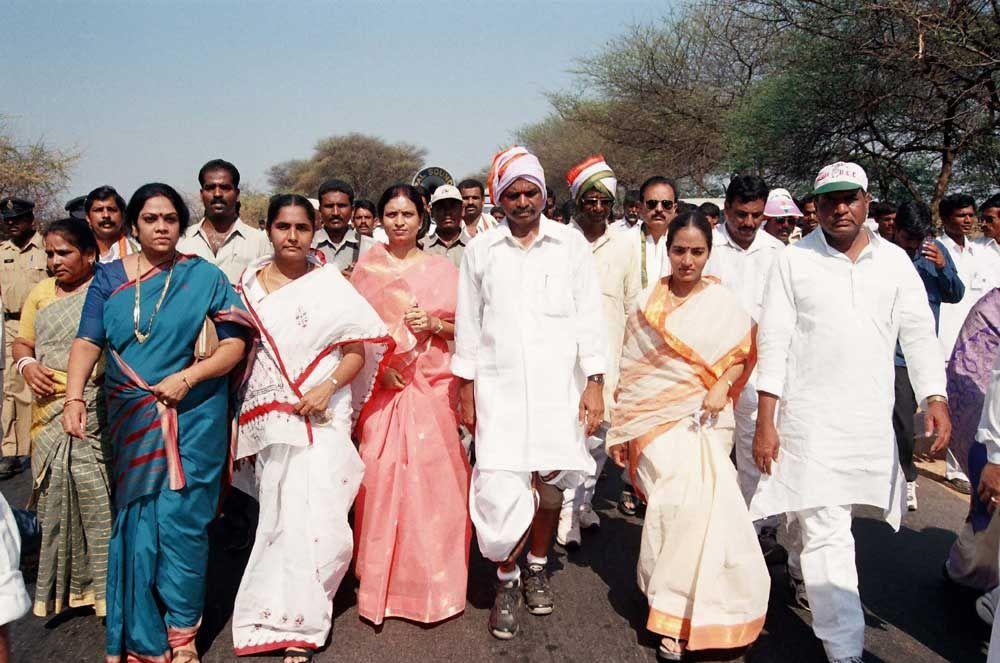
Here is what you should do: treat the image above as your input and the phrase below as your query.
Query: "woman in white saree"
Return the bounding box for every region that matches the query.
[231,195,390,663]
[608,210,768,661]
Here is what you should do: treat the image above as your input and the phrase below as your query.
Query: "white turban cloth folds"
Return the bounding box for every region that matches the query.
[488,146,547,207]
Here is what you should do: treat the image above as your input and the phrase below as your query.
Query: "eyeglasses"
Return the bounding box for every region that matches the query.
[581,197,613,208]
[645,199,676,211]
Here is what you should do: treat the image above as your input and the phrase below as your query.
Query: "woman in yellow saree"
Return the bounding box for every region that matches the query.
[608,210,769,661]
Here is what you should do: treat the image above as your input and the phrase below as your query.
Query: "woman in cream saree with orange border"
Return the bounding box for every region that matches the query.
[607,275,768,658]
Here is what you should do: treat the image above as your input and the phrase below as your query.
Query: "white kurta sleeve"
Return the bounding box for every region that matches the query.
[450,242,482,380]
[977,350,1000,464]
[0,493,30,625]
[897,260,947,403]
[571,237,607,377]
[756,253,796,398]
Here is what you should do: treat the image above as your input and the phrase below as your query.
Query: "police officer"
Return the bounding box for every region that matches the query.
[0,198,47,479]
[64,195,87,220]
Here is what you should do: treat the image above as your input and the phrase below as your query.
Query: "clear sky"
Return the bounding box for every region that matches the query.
[2,0,669,204]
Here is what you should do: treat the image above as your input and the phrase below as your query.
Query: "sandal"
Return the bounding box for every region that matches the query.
[171,647,199,663]
[618,487,638,516]
[657,636,686,661]
[284,647,314,663]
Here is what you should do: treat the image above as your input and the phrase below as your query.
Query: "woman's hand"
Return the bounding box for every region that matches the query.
[700,382,728,424]
[294,380,336,418]
[458,379,475,429]
[610,442,629,468]
[23,362,57,398]
[380,367,406,390]
[151,372,191,408]
[61,400,87,439]
[403,305,435,334]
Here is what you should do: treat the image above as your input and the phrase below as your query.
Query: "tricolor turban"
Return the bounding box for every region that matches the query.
[488,146,547,207]
[566,154,617,203]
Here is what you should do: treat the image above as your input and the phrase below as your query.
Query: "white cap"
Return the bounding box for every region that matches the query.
[430,184,462,206]
[813,162,868,195]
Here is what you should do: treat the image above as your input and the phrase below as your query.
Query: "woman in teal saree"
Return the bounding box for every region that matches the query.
[63,183,251,663]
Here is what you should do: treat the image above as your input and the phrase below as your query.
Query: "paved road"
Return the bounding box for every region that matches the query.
[1,464,991,662]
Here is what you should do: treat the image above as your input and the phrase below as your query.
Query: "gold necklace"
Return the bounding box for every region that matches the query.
[134,253,176,343]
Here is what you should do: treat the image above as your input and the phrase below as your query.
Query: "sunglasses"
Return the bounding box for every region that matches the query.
[645,199,676,211]
[581,197,613,208]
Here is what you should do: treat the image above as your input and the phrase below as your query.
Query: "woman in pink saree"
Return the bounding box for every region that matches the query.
[351,184,471,626]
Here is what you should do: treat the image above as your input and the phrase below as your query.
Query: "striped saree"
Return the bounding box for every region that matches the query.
[29,283,112,617]
[608,277,768,651]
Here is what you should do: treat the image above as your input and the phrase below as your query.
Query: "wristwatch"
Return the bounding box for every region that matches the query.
[587,374,605,385]
[926,395,948,405]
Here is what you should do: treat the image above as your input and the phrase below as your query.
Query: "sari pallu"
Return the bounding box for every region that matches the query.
[232,256,391,656]
[77,256,252,663]
[29,284,112,618]
[351,244,472,626]
[608,278,768,651]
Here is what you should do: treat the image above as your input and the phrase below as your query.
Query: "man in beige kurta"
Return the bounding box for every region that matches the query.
[559,156,641,547]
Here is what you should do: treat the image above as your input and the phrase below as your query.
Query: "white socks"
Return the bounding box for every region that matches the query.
[526,553,547,568]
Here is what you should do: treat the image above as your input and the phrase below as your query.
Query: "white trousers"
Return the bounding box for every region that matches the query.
[792,505,864,661]
[562,424,608,512]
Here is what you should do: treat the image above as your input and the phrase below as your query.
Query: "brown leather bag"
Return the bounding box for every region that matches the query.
[194,317,219,362]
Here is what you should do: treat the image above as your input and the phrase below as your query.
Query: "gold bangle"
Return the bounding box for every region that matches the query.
[926,395,948,405]
[65,397,86,406]
[181,374,194,389]
[433,318,444,335]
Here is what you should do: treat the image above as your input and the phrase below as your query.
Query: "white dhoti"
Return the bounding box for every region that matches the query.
[561,424,609,512]
[470,467,584,562]
[0,492,29,626]
[232,431,364,654]
[792,505,864,662]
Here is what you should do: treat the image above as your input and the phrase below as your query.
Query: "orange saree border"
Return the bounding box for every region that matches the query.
[647,607,765,650]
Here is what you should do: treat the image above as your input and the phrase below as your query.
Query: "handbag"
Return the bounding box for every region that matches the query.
[194,317,219,361]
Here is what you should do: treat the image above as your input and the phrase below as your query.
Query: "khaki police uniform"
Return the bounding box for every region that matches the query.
[1,232,47,456]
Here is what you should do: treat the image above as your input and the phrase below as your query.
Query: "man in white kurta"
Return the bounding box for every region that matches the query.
[559,155,641,548]
[938,194,1000,491]
[750,162,950,663]
[452,146,606,640]
[703,175,783,513]
[626,177,676,289]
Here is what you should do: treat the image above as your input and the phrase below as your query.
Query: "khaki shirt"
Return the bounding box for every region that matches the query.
[422,232,467,269]
[0,232,47,315]
[177,218,272,285]
[573,223,642,409]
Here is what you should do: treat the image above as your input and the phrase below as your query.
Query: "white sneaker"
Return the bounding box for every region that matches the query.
[907,481,918,511]
[556,507,581,548]
[578,504,600,530]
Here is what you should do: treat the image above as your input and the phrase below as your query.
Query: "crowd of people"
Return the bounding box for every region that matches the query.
[0,147,998,663]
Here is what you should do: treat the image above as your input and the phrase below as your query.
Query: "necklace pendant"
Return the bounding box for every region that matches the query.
[135,330,149,344]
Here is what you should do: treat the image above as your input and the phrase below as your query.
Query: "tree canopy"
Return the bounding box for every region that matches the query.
[268,133,426,201]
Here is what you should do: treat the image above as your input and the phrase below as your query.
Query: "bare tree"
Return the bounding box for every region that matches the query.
[0,116,79,219]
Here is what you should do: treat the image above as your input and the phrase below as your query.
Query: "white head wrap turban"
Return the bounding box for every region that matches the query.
[488,146,547,208]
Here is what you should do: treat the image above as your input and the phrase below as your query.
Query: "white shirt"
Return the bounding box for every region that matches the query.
[704,224,785,322]
[624,223,668,289]
[609,218,642,234]
[938,234,1000,361]
[177,218,272,285]
[98,235,138,264]
[750,228,945,529]
[452,217,606,472]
